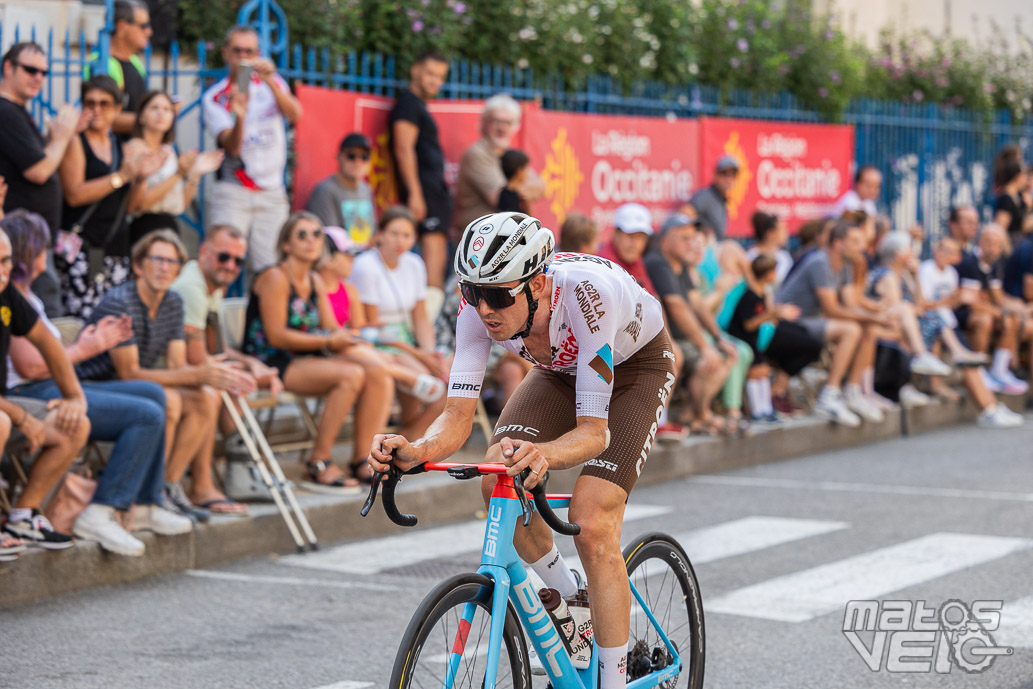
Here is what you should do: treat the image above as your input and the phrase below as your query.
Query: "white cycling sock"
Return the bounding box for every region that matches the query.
[992,348,1012,379]
[598,642,629,689]
[528,545,578,598]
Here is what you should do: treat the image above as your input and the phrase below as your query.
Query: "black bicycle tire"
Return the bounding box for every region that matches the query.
[623,532,706,689]
[389,572,532,689]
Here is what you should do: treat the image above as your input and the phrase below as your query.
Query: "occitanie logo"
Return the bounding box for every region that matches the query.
[541,127,584,225]
[721,132,752,221]
[369,131,399,210]
[0,306,10,327]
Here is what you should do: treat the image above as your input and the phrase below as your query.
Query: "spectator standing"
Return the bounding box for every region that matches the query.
[126,90,223,245]
[745,211,793,285]
[4,210,192,555]
[243,212,395,492]
[76,230,254,520]
[689,155,739,240]
[203,25,301,274]
[832,164,881,218]
[598,202,657,295]
[58,76,161,320]
[305,132,376,248]
[455,94,543,231]
[558,212,600,254]
[390,50,452,293]
[350,207,447,438]
[0,225,91,550]
[993,156,1032,247]
[0,42,83,317]
[85,0,151,136]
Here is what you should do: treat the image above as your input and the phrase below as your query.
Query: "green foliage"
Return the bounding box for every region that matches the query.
[173,0,1032,120]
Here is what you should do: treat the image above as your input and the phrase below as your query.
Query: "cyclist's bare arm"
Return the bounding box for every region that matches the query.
[369,397,478,472]
[492,416,608,489]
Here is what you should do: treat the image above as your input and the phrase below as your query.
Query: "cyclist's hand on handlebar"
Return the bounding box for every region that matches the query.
[369,433,421,473]
[498,437,549,490]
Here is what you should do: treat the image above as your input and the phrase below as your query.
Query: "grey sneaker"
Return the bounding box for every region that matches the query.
[163,483,211,524]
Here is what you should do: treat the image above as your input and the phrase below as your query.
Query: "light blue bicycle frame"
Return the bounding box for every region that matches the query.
[441,478,683,689]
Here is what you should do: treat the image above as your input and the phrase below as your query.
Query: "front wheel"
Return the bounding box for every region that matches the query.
[389,572,532,689]
[624,532,705,689]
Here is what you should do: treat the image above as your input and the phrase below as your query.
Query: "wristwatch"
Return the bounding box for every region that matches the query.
[110,172,125,190]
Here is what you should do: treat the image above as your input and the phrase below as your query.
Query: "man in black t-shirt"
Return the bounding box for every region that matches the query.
[390,49,453,293]
[85,0,151,136]
[0,228,90,549]
[955,223,1033,394]
[0,42,83,317]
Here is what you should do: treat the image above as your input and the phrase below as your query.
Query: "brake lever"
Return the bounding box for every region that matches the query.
[360,465,387,518]
[512,471,534,527]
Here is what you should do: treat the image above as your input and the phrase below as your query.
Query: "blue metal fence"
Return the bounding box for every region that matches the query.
[4,9,1032,242]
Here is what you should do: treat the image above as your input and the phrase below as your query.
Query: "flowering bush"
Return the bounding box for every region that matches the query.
[176,0,1032,120]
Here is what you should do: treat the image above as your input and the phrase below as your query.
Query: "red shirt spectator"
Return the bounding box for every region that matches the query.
[597,202,657,296]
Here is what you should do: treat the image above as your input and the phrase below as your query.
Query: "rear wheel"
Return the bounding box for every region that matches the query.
[623,532,705,689]
[389,572,532,689]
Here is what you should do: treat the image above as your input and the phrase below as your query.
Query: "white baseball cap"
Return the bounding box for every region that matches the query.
[613,203,654,236]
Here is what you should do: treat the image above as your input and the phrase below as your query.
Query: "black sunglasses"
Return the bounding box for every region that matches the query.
[344,152,371,162]
[294,228,323,241]
[14,62,48,77]
[216,252,246,268]
[460,280,527,310]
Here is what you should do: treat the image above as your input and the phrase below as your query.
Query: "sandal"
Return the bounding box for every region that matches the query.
[689,416,724,437]
[349,459,375,485]
[300,459,361,495]
[400,374,445,403]
[0,533,26,561]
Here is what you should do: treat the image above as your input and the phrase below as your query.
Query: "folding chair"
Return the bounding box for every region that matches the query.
[220,297,319,459]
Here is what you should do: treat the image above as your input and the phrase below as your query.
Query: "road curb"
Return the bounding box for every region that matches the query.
[0,396,1018,609]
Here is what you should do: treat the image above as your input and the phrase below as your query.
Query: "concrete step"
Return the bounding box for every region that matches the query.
[0,395,1022,609]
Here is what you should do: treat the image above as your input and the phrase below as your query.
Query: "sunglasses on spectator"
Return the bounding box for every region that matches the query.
[128,20,152,29]
[14,62,48,77]
[230,46,258,56]
[344,152,371,162]
[459,280,528,310]
[294,228,324,241]
[216,252,246,268]
[145,255,182,268]
[83,98,115,111]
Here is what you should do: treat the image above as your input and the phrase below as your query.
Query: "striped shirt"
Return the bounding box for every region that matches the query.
[76,281,185,381]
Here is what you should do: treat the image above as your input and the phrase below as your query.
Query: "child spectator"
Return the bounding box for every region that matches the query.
[5,210,191,555]
[125,90,223,246]
[728,254,823,422]
[350,207,447,438]
[497,149,529,213]
[558,212,599,254]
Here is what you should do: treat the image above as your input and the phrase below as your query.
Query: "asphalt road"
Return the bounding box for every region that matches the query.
[3,422,1033,689]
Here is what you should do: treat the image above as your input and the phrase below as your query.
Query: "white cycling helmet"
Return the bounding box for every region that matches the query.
[454,212,555,285]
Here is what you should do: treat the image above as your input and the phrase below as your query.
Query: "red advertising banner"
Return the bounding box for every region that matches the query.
[699,117,854,237]
[293,84,489,215]
[521,106,700,236]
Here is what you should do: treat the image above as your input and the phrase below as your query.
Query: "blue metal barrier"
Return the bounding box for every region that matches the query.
[3,8,1031,243]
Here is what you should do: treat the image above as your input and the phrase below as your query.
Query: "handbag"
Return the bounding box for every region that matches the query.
[44,463,96,534]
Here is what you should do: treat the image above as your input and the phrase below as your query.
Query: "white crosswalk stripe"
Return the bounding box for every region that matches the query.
[993,594,1033,649]
[707,532,1032,623]
[281,503,672,575]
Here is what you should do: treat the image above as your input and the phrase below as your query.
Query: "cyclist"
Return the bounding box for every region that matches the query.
[369,211,676,688]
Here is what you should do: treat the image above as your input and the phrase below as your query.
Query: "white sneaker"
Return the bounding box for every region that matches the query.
[814,388,862,428]
[845,386,885,423]
[73,504,145,556]
[980,368,1005,393]
[133,504,193,536]
[899,384,932,407]
[993,369,1029,395]
[977,404,1023,429]
[910,352,952,376]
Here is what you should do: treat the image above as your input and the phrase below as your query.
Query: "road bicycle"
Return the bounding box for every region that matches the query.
[362,461,705,688]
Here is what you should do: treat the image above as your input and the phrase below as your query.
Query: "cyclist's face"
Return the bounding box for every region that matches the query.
[473,274,546,341]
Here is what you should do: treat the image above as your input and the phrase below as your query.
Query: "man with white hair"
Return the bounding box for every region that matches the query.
[454,94,543,233]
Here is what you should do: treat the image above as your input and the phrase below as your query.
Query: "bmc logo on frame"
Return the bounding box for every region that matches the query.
[843,599,1012,674]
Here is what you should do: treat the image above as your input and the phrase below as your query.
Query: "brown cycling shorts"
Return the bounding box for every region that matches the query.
[491,330,677,496]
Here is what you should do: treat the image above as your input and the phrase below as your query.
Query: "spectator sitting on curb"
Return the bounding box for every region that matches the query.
[5,210,192,555]
[305,132,376,249]
[75,230,255,521]
[242,212,395,493]
[598,202,657,295]
[0,225,91,550]
[558,212,600,254]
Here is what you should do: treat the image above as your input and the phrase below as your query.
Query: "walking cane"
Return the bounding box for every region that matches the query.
[233,393,320,550]
[220,391,312,552]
